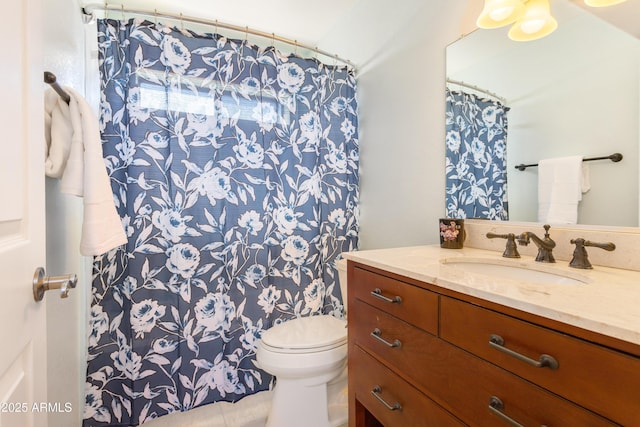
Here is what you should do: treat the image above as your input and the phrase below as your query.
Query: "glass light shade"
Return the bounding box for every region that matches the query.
[508,0,558,41]
[584,0,627,6]
[477,0,526,29]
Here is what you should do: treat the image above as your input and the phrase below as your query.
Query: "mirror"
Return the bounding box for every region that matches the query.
[446,0,640,227]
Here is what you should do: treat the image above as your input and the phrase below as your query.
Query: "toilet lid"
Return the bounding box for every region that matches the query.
[261,315,347,351]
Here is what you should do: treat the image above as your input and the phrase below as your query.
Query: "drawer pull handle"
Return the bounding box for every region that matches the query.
[371,386,402,411]
[488,396,524,427]
[489,334,559,370]
[371,328,402,348]
[489,396,549,427]
[371,288,402,304]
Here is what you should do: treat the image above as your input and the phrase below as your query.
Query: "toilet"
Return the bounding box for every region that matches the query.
[256,258,349,427]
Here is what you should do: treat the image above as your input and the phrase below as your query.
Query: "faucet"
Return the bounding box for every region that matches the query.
[486,232,520,258]
[516,224,556,263]
[569,238,616,269]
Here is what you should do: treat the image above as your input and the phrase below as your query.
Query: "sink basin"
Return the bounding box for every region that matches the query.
[440,257,589,285]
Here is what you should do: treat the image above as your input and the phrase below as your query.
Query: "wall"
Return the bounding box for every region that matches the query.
[319,0,470,250]
[43,0,90,425]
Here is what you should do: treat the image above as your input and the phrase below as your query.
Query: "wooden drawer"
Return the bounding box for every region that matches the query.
[443,347,618,427]
[440,296,639,426]
[351,299,617,426]
[350,299,439,386]
[351,266,438,335]
[350,346,464,427]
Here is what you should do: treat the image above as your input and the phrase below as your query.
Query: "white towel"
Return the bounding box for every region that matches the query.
[44,86,127,256]
[537,155,589,224]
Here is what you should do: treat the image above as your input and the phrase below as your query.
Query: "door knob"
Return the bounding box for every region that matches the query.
[32,267,77,302]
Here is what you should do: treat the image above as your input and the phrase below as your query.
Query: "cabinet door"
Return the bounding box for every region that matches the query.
[441,296,640,426]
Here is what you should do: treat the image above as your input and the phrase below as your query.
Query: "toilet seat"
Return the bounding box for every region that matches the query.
[260,315,347,354]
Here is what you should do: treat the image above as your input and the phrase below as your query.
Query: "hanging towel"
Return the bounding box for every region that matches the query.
[44,86,127,256]
[537,155,589,224]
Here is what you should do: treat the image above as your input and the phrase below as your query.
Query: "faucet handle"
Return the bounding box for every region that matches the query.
[569,238,616,269]
[543,224,551,238]
[486,232,520,258]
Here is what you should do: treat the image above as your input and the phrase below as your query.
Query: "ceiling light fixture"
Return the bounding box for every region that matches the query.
[476,0,628,42]
[508,0,557,41]
[476,0,526,28]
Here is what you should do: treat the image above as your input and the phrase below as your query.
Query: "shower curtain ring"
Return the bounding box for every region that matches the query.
[121,4,124,21]
[215,19,219,34]
[245,26,249,43]
[180,12,184,30]
[294,40,298,56]
[271,33,275,48]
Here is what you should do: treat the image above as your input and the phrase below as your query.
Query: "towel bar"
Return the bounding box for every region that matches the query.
[515,153,622,171]
[44,71,71,104]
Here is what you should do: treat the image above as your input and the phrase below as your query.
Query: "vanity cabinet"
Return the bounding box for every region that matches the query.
[348,262,640,427]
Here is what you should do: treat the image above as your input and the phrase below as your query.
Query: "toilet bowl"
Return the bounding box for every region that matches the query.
[256,258,349,427]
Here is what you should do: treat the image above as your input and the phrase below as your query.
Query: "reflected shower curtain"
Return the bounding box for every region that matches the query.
[445,89,509,220]
[84,19,359,426]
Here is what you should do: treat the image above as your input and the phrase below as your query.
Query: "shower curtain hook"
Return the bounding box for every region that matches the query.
[154,9,158,25]
[121,4,124,21]
[271,32,275,48]
[315,47,319,62]
[245,26,249,43]
[180,12,184,30]
[104,1,108,19]
[294,40,298,56]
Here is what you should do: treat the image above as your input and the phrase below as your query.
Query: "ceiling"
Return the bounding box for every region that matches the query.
[573,0,640,39]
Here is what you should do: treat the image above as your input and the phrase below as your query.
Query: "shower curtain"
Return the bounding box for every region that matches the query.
[445,89,509,220]
[84,18,359,426]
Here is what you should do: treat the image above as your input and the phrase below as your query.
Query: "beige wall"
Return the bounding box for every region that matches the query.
[320,0,469,249]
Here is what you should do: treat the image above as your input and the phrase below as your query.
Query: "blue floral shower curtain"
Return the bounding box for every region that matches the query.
[84,19,358,426]
[445,89,509,220]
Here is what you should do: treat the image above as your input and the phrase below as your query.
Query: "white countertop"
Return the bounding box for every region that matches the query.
[343,245,640,346]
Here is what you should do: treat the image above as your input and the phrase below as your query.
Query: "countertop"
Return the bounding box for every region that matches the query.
[343,245,640,346]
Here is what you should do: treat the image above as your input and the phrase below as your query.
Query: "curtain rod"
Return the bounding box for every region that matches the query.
[446,78,507,105]
[81,3,356,71]
[514,153,623,171]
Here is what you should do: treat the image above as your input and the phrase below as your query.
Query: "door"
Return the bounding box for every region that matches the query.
[0,0,47,425]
